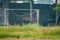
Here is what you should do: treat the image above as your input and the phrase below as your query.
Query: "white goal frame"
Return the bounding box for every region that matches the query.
[4,9,39,26]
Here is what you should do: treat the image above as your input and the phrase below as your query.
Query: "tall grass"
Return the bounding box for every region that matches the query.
[0,24,60,38]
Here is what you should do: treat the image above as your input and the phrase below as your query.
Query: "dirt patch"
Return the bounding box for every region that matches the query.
[1,38,60,40]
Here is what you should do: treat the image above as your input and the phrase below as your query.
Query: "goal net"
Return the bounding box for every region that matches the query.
[4,9,39,26]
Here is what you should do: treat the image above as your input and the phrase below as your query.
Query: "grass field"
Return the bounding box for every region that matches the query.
[0,24,60,39]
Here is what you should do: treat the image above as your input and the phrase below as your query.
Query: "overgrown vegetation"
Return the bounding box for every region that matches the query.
[0,24,60,39]
[54,3,60,11]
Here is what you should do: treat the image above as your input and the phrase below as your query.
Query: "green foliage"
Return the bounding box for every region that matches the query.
[56,3,60,7]
[54,3,60,11]
[0,33,17,38]
[0,24,60,38]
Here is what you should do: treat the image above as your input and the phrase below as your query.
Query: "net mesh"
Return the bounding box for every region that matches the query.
[4,9,39,26]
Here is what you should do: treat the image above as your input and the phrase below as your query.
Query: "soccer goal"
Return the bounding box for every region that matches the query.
[4,9,39,26]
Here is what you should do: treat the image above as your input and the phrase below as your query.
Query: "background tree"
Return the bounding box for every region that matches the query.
[54,3,60,11]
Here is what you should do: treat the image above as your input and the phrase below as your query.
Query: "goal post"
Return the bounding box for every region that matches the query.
[4,9,39,26]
